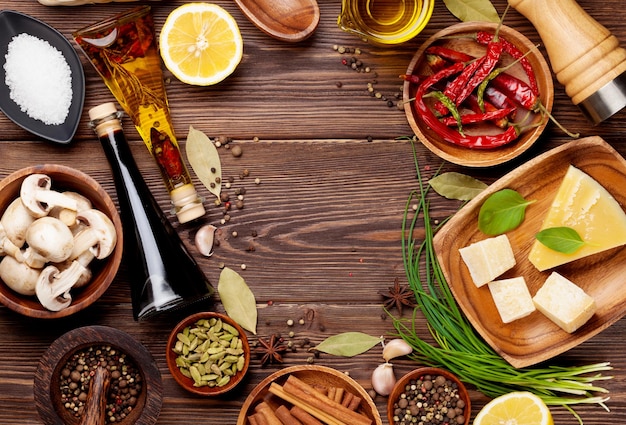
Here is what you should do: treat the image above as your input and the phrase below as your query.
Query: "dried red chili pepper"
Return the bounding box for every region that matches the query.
[475,31,539,96]
[424,53,451,73]
[455,40,503,107]
[426,46,473,63]
[466,93,511,128]
[414,63,519,149]
[489,71,538,110]
[400,74,421,85]
[434,56,486,116]
[151,127,184,180]
[441,107,515,126]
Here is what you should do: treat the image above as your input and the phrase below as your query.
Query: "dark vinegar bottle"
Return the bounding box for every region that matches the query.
[88,102,213,320]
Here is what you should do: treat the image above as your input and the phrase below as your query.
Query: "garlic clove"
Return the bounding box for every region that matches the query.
[371,362,396,396]
[382,338,413,362]
[195,224,217,257]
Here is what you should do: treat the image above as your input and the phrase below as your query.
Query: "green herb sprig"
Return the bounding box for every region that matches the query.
[392,139,611,424]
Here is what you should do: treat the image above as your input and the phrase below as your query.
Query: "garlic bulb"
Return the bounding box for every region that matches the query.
[371,362,396,396]
[382,338,413,362]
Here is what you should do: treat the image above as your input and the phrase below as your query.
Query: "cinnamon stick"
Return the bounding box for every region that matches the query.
[275,405,303,425]
[255,402,282,425]
[268,383,346,425]
[248,414,261,425]
[333,387,344,403]
[341,391,353,407]
[282,376,372,425]
[290,406,324,425]
[347,395,362,411]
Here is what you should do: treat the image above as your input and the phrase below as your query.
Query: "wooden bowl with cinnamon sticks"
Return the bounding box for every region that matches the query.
[237,365,382,425]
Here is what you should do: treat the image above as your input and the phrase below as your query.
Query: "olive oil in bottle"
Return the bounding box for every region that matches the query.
[89,102,213,320]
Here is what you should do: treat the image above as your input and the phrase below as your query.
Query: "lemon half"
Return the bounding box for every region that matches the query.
[160,3,243,86]
[473,391,554,425]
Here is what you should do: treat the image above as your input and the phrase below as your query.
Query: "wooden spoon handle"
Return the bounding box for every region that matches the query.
[80,366,111,425]
[508,0,626,104]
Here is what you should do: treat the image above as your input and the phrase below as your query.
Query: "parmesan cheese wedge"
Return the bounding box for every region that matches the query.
[459,234,516,287]
[532,272,596,333]
[529,165,626,271]
[488,277,536,324]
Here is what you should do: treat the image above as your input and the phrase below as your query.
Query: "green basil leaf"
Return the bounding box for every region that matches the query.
[312,332,383,357]
[429,172,488,201]
[443,0,500,23]
[536,227,585,254]
[478,189,535,235]
[218,267,257,334]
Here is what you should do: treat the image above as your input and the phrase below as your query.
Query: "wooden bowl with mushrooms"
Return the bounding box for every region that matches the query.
[0,164,123,318]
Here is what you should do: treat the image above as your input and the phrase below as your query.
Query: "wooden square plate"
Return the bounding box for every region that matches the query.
[433,136,626,368]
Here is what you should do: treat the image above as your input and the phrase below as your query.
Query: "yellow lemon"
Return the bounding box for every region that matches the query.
[473,392,553,425]
[160,3,243,86]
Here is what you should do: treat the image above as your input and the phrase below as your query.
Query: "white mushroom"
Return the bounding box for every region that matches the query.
[20,174,78,218]
[49,191,93,229]
[69,209,117,261]
[0,222,24,260]
[0,255,40,296]
[35,261,85,311]
[22,216,74,268]
[1,197,35,247]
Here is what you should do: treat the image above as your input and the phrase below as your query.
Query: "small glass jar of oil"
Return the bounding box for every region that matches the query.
[338,0,434,45]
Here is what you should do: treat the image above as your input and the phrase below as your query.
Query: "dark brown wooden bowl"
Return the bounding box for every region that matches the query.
[34,325,163,425]
[403,22,553,167]
[166,311,250,396]
[387,367,471,425]
[0,164,123,318]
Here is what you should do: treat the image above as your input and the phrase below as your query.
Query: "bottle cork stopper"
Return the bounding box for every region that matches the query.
[170,184,206,223]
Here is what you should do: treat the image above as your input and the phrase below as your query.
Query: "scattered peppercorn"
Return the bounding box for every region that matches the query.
[231,145,243,157]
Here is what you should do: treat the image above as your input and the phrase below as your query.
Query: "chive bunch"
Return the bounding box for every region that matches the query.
[393,140,611,424]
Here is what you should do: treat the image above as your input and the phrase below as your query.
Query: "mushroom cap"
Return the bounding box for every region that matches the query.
[25,216,74,264]
[0,255,39,296]
[20,174,77,218]
[71,209,117,260]
[1,197,35,247]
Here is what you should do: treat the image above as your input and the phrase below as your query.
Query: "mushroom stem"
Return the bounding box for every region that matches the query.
[35,261,86,311]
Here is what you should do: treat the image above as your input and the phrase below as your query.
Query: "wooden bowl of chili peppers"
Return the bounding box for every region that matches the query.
[402,22,553,167]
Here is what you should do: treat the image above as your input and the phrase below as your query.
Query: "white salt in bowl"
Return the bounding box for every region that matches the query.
[0,10,85,144]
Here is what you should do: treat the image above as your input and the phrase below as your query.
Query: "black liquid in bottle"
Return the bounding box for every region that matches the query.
[89,102,213,320]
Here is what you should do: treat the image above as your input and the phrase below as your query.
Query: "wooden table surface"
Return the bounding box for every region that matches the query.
[1,0,625,424]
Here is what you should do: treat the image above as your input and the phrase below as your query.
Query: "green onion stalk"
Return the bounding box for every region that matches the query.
[392,139,612,424]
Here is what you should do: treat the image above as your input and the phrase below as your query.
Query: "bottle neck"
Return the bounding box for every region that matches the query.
[90,111,124,138]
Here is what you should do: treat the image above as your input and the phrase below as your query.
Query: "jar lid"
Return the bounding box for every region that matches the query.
[170,184,205,223]
[88,102,118,122]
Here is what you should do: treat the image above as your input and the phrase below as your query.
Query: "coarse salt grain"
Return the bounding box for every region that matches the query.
[4,33,72,125]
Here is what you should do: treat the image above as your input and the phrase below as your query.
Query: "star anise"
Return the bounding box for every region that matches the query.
[379,277,417,315]
[255,334,288,367]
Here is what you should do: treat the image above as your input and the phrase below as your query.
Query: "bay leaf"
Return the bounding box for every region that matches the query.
[536,227,585,254]
[312,332,383,357]
[429,172,488,201]
[443,0,500,23]
[217,267,257,334]
[185,125,222,202]
[478,189,535,235]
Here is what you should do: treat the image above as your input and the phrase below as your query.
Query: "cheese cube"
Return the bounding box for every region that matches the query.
[488,277,536,324]
[532,272,597,333]
[459,234,516,287]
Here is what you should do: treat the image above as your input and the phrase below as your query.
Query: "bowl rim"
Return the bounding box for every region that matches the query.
[166,311,250,396]
[387,366,471,425]
[403,21,554,167]
[0,164,123,318]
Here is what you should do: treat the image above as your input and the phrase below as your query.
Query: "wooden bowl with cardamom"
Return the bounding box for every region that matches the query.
[166,311,251,396]
[0,164,123,319]
[237,365,383,425]
[388,367,470,425]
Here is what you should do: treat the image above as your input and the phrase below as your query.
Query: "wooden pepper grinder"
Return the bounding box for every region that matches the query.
[508,0,626,123]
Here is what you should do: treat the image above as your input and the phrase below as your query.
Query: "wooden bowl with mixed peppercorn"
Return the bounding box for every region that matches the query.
[388,367,471,425]
[166,311,251,396]
[33,325,163,425]
[403,22,554,167]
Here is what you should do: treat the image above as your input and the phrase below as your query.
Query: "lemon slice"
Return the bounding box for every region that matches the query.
[159,3,243,86]
[473,392,553,425]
